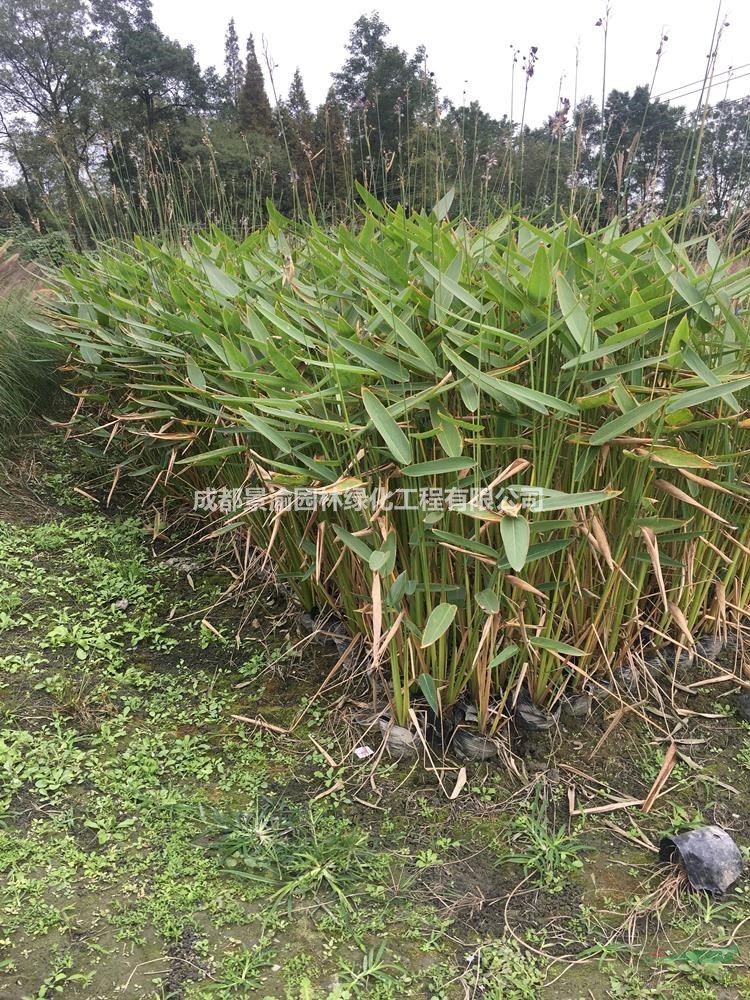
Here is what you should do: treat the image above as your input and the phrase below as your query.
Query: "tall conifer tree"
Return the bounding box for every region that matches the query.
[223,18,242,108]
[238,34,274,134]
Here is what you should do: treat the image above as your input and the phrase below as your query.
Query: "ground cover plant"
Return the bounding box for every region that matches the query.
[39,193,750,731]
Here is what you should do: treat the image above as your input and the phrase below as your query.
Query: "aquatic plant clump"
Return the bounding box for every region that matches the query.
[39,191,750,728]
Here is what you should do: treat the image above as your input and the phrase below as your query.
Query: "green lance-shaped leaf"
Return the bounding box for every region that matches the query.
[355,180,387,217]
[176,445,246,466]
[668,315,691,364]
[401,457,475,477]
[362,389,413,466]
[475,589,501,614]
[431,188,455,221]
[682,346,739,413]
[367,291,438,374]
[646,445,715,469]
[369,550,390,573]
[333,525,374,563]
[80,343,102,366]
[389,571,410,605]
[442,344,576,416]
[369,532,398,575]
[419,256,483,313]
[528,636,586,656]
[500,515,530,572]
[528,244,551,304]
[589,397,665,445]
[201,258,241,298]
[490,645,519,669]
[665,374,750,413]
[186,357,206,390]
[431,407,463,458]
[333,335,409,381]
[420,603,458,648]
[239,409,292,454]
[417,673,440,715]
[532,488,621,512]
[556,273,595,352]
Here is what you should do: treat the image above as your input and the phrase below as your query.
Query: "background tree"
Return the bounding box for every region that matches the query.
[332,13,435,199]
[696,97,750,223]
[238,34,275,135]
[312,86,351,220]
[0,0,106,221]
[287,69,312,138]
[281,68,314,193]
[437,101,513,218]
[0,5,747,240]
[95,0,206,133]
[223,19,242,111]
[599,85,686,220]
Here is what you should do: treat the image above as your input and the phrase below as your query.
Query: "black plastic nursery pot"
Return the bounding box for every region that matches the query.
[659,825,744,895]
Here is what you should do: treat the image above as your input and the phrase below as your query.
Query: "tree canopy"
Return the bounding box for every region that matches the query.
[0,0,747,238]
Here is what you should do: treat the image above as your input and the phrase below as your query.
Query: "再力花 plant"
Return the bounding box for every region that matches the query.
[40,190,750,729]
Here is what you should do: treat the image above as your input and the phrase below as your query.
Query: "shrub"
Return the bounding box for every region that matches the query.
[4,224,73,268]
[38,193,750,727]
[0,299,60,437]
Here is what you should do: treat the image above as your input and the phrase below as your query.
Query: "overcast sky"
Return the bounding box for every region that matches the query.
[151,1,748,123]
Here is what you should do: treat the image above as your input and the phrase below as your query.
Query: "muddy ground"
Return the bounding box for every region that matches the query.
[2,429,750,999]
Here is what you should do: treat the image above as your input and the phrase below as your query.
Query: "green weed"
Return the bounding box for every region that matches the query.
[496,790,587,893]
[201,801,382,913]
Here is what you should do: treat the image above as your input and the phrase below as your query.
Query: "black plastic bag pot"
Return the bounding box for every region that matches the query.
[659,825,744,894]
[451,729,498,761]
[561,692,592,719]
[514,691,561,732]
[378,718,418,757]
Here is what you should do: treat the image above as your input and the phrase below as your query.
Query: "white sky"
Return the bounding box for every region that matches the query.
[151,0,749,124]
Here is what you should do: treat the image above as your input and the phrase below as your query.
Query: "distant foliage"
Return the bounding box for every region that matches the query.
[5,226,72,266]
[0,2,748,239]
